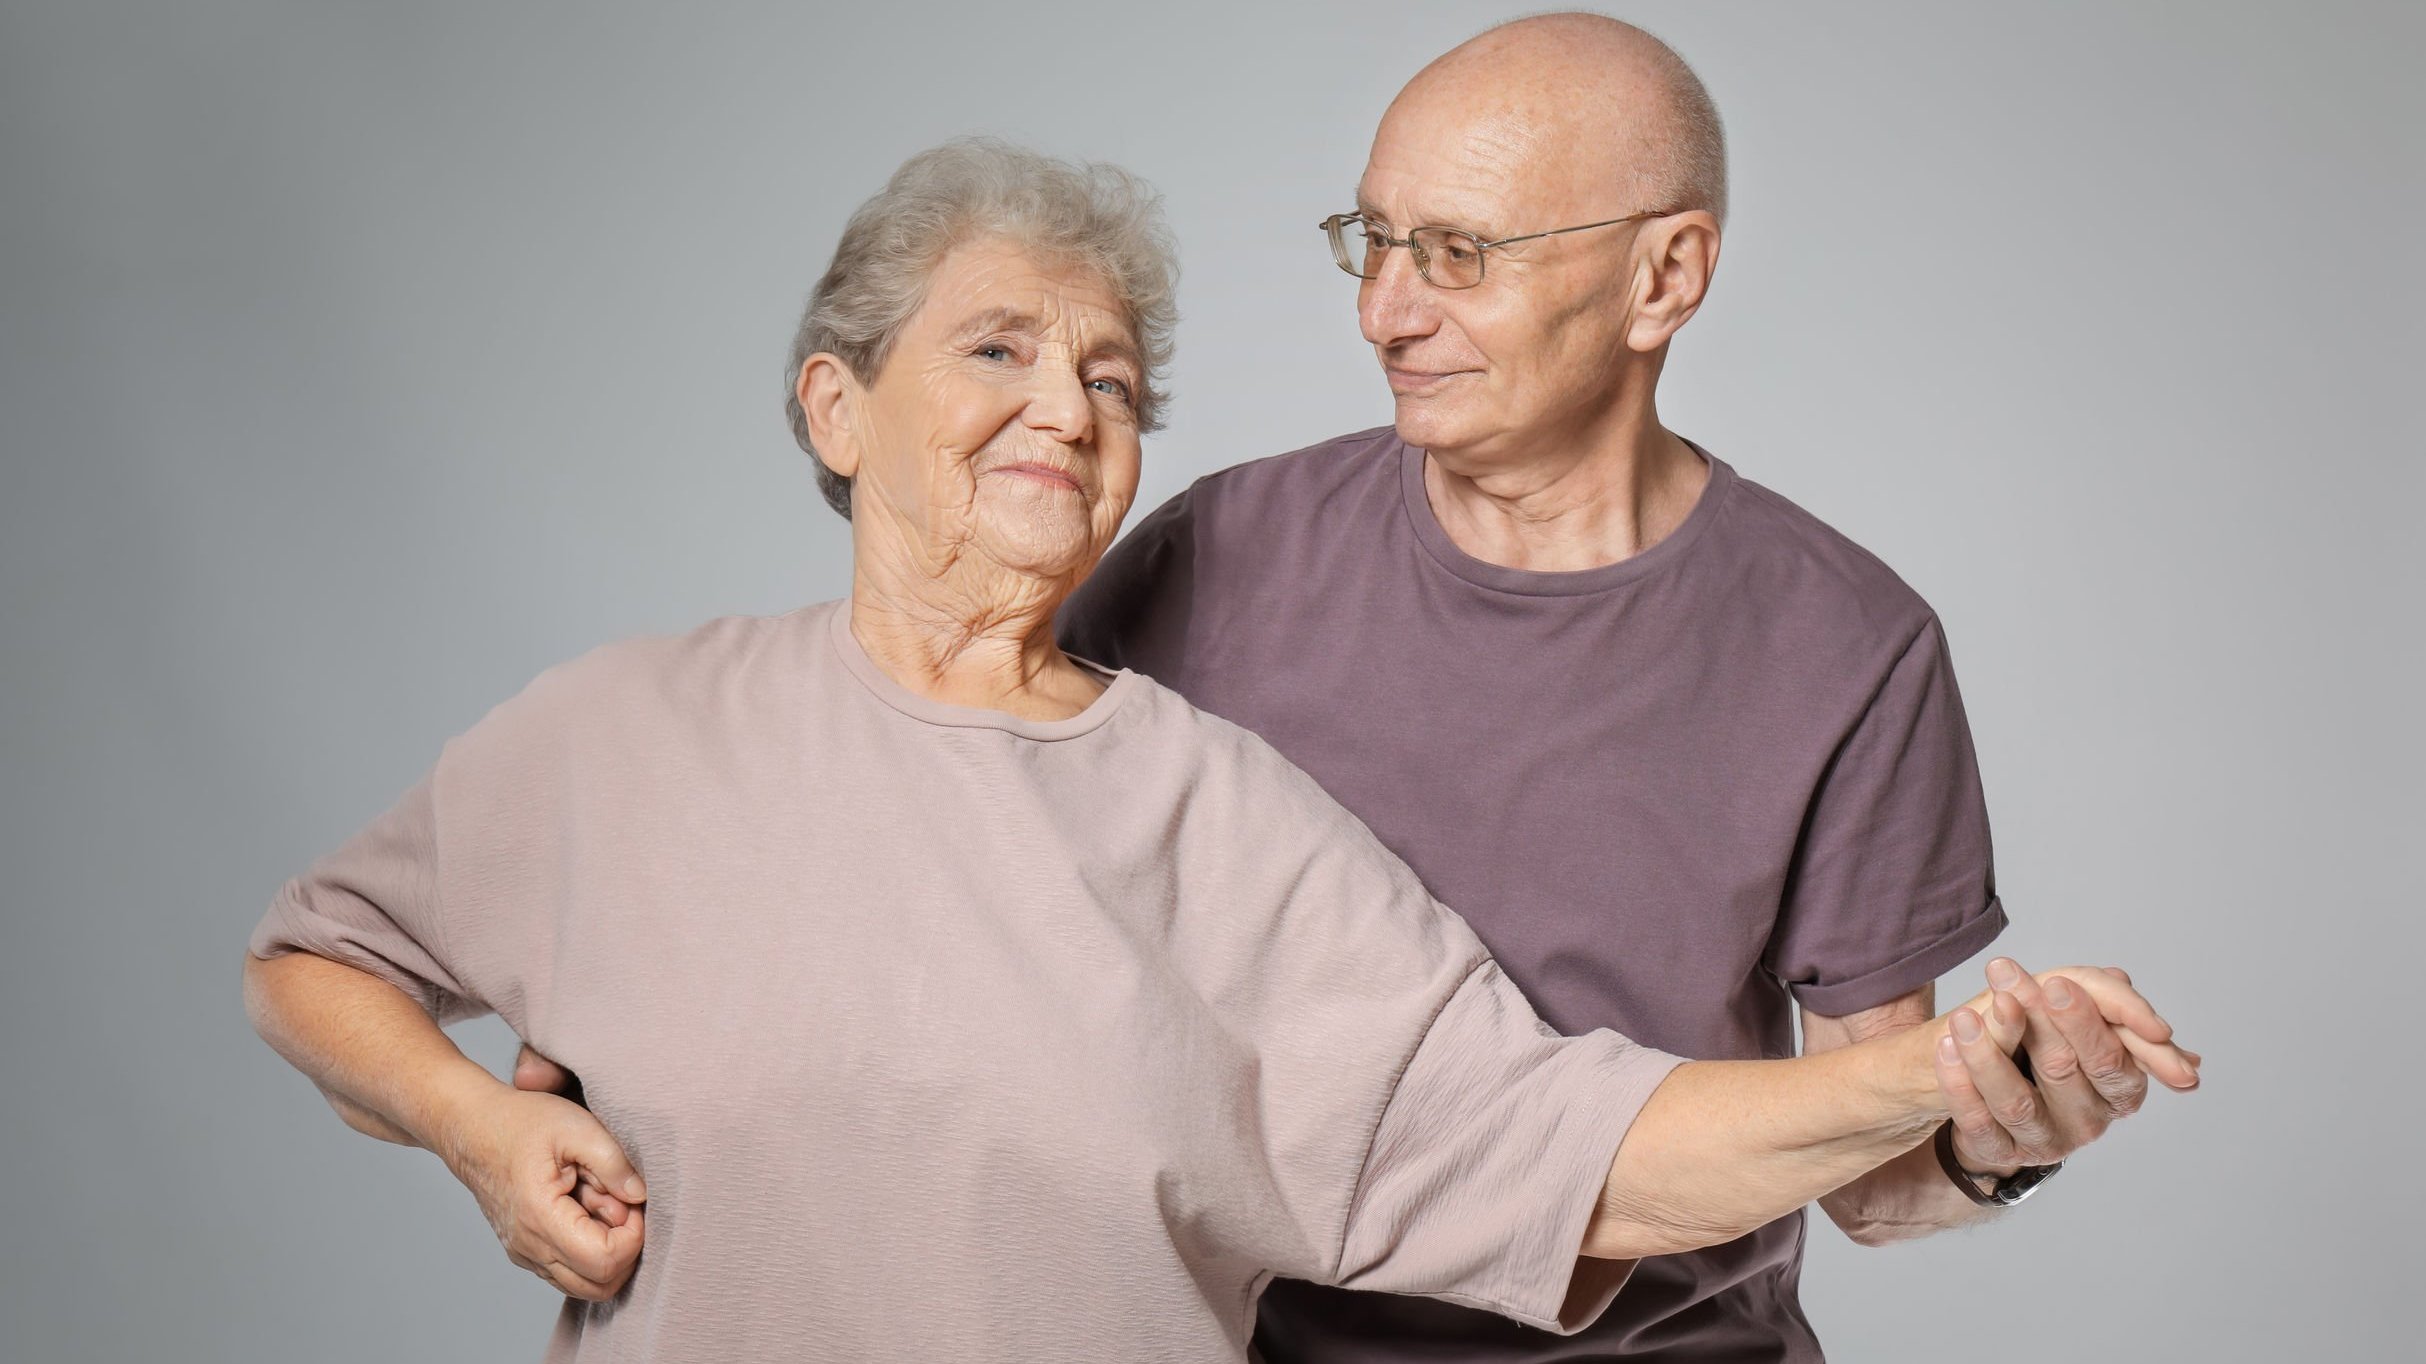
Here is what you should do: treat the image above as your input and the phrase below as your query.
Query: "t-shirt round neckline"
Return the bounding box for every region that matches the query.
[1397,435,1735,597]
[826,599,1137,741]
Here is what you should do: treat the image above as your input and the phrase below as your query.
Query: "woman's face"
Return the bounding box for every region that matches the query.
[842,238,1145,590]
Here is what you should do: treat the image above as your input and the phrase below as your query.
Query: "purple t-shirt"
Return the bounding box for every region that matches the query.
[1059,427,2006,1363]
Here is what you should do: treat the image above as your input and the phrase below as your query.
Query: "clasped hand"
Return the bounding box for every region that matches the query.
[1936,959,2201,1178]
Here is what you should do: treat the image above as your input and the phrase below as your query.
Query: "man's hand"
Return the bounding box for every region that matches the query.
[1936,958,2201,1177]
[435,1081,647,1301]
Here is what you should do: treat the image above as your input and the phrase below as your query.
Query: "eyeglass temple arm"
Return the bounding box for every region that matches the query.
[1478,210,1666,250]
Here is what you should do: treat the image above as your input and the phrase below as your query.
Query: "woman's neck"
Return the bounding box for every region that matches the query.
[847,558,1103,723]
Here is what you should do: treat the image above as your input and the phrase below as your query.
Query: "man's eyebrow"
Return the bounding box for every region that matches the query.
[1352,190,1495,237]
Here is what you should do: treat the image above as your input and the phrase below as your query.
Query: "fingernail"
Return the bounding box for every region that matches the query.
[1952,1010,1983,1043]
[1938,1035,1960,1063]
[2045,977,2076,1007]
[1987,958,2021,988]
[626,1180,647,1201]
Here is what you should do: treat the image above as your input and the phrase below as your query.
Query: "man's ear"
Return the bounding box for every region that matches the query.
[797,352,863,480]
[1626,211,1722,353]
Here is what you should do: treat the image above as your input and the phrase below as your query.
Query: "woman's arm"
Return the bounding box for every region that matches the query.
[242,948,649,1300]
[1580,964,2197,1259]
[243,949,498,1148]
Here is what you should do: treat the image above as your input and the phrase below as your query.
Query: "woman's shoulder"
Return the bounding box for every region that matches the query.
[471,603,833,741]
[1114,674,1404,853]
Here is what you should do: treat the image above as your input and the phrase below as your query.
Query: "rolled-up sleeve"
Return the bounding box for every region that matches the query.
[249,771,488,1024]
[1766,614,2006,1018]
[1330,957,1685,1334]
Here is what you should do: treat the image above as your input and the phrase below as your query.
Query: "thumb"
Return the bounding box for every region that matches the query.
[555,1113,648,1204]
[514,1044,575,1095]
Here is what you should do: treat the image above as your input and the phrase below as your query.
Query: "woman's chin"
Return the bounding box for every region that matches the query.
[970,521,1094,586]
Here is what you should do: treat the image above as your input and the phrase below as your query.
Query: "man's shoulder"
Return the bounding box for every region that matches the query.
[1187,424,1403,515]
[1708,461,1941,644]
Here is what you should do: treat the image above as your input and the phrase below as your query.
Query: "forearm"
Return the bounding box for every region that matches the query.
[240,948,498,1161]
[1582,1027,1945,1259]
[1816,1137,2006,1245]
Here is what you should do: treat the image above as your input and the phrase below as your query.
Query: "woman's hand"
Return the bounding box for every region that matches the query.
[1934,960,2201,1175]
[434,1085,648,1301]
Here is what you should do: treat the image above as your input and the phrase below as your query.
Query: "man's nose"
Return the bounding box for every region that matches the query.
[1358,242,1439,348]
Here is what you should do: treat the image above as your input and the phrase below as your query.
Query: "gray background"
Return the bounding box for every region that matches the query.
[3,1,2417,1359]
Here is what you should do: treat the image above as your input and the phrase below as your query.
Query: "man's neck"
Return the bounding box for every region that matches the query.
[1421,416,1710,573]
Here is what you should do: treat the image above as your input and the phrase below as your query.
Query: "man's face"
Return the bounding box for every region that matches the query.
[1354,101,1646,468]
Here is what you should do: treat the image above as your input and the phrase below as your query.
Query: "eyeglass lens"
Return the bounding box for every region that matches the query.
[1329,218,1486,288]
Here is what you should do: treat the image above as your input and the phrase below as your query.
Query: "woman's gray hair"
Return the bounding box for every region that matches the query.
[784,138,1179,519]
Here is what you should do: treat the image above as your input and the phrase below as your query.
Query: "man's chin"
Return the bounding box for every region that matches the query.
[1391,397,1472,454]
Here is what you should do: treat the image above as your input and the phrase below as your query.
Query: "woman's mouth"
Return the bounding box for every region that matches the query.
[991,462,1082,491]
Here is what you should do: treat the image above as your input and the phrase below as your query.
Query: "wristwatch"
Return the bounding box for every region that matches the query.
[1934,1118,2063,1206]
[1934,1045,2064,1206]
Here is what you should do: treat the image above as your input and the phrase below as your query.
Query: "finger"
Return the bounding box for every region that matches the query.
[2044,975,2149,1119]
[1934,1029,2019,1169]
[514,1044,576,1095]
[2041,966,2172,1044]
[599,1207,645,1291]
[539,1188,628,1285]
[2106,966,2133,987]
[505,1234,613,1300]
[2004,974,2107,1148]
[2115,1026,2201,1091]
[1954,1000,2062,1164]
[537,1254,620,1302]
[574,1173,634,1228]
[557,1119,648,1205]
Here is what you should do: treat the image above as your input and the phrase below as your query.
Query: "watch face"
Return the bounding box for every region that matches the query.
[1994,1161,2063,1204]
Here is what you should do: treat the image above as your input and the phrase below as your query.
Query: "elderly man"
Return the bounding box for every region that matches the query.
[1052,12,2164,1363]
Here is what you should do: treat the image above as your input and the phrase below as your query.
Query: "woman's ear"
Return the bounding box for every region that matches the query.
[797,353,862,480]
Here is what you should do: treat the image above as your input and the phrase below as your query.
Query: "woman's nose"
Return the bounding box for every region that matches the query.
[1023,367,1095,444]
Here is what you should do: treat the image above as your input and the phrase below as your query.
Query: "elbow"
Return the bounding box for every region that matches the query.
[1817,1195,1920,1249]
[240,947,277,1042]
[1579,1202,1755,1260]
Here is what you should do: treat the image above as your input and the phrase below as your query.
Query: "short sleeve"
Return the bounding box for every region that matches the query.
[248,770,487,1025]
[1765,614,2006,1017]
[1329,958,1684,1334]
[246,644,604,1026]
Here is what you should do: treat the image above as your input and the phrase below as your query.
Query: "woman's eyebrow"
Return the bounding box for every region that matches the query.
[948,306,1043,343]
[1086,335,1143,370]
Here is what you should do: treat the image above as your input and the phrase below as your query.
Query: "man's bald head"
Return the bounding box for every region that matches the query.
[1383,12,1727,224]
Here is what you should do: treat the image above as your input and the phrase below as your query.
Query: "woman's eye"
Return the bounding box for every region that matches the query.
[1087,376,1133,402]
[975,344,1014,362]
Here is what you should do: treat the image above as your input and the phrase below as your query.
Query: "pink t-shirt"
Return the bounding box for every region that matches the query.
[250,598,1682,1361]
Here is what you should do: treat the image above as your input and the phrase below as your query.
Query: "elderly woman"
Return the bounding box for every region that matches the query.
[242,141,2195,1361]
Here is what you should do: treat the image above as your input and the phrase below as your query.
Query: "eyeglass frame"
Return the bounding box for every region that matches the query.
[1318,208,1677,289]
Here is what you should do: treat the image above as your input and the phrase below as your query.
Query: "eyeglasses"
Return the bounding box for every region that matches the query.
[1319,208,1672,290]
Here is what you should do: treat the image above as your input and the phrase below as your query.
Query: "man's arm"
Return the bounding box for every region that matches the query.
[1805,983,2002,1244]
[1579,962,2195,1260]
[1809,959,2171,1246]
